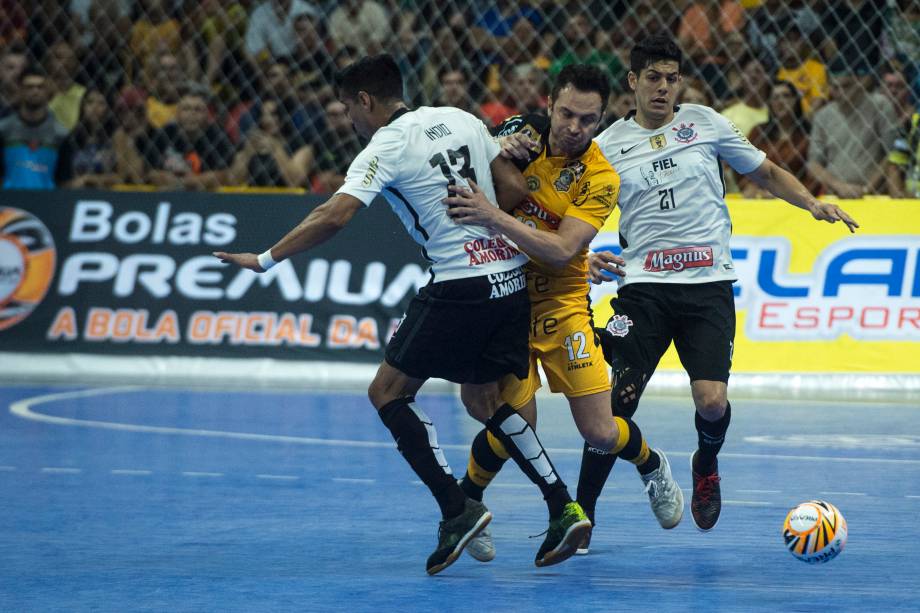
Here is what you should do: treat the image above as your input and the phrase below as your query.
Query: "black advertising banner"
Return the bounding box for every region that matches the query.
[0,190,427,362]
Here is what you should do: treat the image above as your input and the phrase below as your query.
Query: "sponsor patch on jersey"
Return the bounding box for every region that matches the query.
[464,235,521,267]
[517,198,563,228]
[671,122,698,144]
[526,175,541,191]
[650,133,667,150]
[606,314,633,337]
[487,267,526,299]
[574,181,591,206]
[592,183,617,208]
[643,246,714,272]
[362,156,379,187]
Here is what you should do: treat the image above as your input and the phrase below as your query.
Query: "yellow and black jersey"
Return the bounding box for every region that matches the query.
[492,113,620,300]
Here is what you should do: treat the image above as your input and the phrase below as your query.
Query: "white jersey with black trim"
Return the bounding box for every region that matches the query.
[595,103,766,286]
[337,106,528,283]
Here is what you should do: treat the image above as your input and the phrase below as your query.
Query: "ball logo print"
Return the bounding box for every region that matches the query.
[782,500,848,564]
[0,208,56,331]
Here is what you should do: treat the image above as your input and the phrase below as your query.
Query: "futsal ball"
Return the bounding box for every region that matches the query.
[782,500,847,564]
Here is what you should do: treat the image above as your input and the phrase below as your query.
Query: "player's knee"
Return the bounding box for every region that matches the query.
[695,396,727,421]
[368,373,399,410]
[577,420,616,451]
[460,387,499,424]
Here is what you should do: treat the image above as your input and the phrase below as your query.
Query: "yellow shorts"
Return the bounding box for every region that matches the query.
[501,296,611,409]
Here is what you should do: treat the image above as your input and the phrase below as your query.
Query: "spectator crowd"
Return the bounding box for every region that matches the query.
[1,0,919,197]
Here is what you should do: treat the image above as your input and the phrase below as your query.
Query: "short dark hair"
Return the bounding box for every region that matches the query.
[550,64,610,113]
[630,34,683,75]
[335,54,404,101]
[551,64,611,112]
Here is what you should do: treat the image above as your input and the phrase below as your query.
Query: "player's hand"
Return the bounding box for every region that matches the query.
[212,251,263,272]
[587,250,626,284]
[809,201,859,233]
[443,179,501,230]
[499,133,539,160]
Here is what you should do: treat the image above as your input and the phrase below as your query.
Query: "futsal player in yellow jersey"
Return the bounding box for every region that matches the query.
[443,65,683,562]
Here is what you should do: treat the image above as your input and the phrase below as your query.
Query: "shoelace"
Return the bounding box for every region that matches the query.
[694,474,721,504]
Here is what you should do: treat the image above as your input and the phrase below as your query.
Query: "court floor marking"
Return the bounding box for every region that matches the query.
[9,465,920,499]
[10,387,920,466]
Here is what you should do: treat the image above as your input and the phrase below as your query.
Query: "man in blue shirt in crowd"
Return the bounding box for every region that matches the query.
[0,65,69,190]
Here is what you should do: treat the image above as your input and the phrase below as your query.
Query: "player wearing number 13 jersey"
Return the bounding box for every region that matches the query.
[579,35,859,538]
[214,54,591,574]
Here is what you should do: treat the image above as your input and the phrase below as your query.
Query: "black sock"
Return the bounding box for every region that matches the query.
[486,404,571,517]
[576,443,617,524]
[378,397,465,519]
[694,401,731,475]
[460,428,510,502]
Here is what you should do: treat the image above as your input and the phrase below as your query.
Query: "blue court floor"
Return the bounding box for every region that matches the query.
[1,383,918,612]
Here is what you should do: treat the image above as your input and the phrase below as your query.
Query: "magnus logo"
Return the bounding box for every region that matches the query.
[0,207,56,331]
[644,246,714,272]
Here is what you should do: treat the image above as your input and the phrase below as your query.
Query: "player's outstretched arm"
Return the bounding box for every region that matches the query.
[744,159,859,233]
[213,193,364,272]
[444,180,598,268]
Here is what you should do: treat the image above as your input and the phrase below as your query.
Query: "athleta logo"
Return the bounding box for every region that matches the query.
[644,246,714,272]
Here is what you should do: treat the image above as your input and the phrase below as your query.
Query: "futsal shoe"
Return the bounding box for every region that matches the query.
[466,525,496,562]
[535,501,592,567]
[574,505,595,555]
[640,449,684,529]
[426,499,492,575]
[690,450,722,532]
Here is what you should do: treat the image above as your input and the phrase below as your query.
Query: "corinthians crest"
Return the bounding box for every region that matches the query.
[672,122,698,144]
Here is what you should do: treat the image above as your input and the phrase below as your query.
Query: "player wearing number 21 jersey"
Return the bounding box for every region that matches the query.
[580,35,858,539]
[595,103,763,286]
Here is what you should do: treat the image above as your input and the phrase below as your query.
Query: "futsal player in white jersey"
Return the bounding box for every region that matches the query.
[575,34,859,536]
[214,54,589,574]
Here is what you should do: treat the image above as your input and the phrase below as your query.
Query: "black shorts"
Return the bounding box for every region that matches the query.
[385,267,530,384]
[604,281,735,383]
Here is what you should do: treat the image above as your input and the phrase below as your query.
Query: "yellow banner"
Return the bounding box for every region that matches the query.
[589,198,920,373]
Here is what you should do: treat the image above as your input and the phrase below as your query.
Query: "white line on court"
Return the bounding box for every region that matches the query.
[10,387,920,465]
[737,489,780,494]
[182,471,223,477]
[907,495,920,499]
[331,477,375,484]
[111,469,152,475]
[257,474,299,481]
[723,500,772,506]
[819,491,867,496]
[0,465,16,471]
[41,467,82,474]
